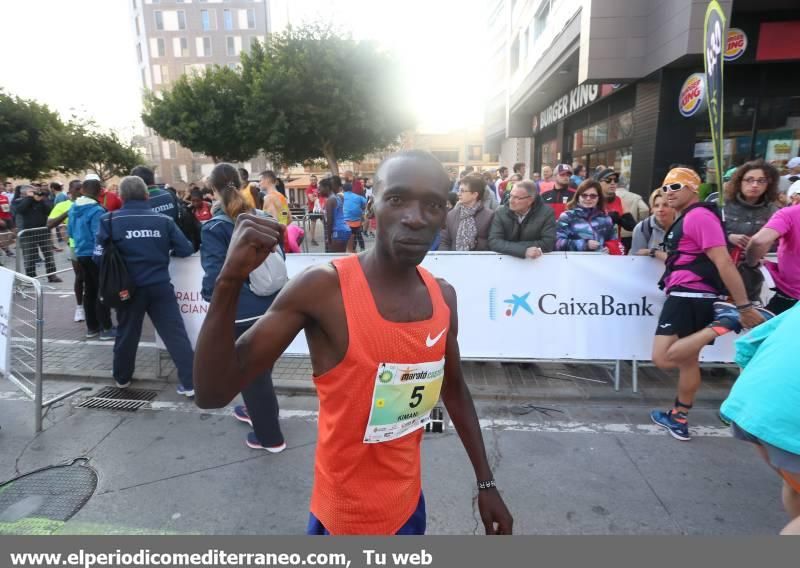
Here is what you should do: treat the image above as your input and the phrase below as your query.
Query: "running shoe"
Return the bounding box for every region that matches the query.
[99,328,115,341]
[116,380,131,389]
[47,275,63,283]
[85,329,100,339]
[650,409,690,441]
[176,385,195,398]
[708,302,742,335]
[245,432,286,453]
[233,405,252,427]
[74,305,85,322]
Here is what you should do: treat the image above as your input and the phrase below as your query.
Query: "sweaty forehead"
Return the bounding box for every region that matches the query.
[378,157,450,196]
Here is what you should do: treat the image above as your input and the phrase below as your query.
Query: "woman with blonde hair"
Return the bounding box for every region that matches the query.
[199,163,286,453]
[631,188,676,255]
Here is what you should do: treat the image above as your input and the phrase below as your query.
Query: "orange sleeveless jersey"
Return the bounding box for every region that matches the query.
[310,255,451,535]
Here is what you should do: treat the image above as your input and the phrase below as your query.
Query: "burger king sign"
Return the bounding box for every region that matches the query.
[724,28,747,61]
[679,73,707,118]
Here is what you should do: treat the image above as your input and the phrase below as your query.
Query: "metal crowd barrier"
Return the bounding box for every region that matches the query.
[3,268,89,432]
[15,227,74,281]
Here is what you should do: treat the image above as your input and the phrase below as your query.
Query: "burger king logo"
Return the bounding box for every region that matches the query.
[679,73,706,118]
[724,28,747,61]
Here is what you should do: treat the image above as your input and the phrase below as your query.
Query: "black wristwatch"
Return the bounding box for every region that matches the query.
[649,248,657,258]
[477,479,496,490]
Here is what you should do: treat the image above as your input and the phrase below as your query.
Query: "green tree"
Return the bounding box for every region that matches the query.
[141,66,258,163]
[56,120,145,181]
[0,90,66,179]
[242,26,414,175]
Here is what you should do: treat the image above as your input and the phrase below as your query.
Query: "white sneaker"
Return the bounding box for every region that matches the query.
[74,306,85,322]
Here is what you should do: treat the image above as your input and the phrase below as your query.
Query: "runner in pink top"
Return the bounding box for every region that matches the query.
[745,196,800,314]
[662,207,727,294]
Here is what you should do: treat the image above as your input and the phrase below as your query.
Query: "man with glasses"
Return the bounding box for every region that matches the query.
[488,180,555,259]
[649,167,770,441]
[541,164,576,219]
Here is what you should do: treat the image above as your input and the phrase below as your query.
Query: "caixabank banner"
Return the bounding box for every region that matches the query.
[158,252,760,363]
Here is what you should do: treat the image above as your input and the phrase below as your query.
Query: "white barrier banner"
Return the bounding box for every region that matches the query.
[0,267,15,377]
[161,252,739,362]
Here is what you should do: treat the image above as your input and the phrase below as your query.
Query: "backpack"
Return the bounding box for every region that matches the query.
[171,192,202,252]
[98,212,136,309]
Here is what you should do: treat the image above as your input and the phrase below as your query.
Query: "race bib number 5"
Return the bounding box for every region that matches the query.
[363,358,445,444]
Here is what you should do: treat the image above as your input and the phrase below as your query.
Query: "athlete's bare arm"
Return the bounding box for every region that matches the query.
[438,278,514,535]
[706,245,764,328]
[194,214,342,408]
[745,227,780,267]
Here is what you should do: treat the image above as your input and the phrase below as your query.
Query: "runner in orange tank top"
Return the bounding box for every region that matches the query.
[193,150,513,535]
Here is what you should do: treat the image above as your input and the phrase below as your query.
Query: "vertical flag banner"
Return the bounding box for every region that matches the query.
[704,0,726,206]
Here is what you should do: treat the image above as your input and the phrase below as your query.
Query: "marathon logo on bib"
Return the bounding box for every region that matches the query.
[363,358,445,444]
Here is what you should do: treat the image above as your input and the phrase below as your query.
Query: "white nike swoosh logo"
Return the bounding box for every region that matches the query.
[659,324,671,328]
[425,329,447,348]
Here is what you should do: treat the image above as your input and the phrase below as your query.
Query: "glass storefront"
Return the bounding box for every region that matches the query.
[571,110,634,184]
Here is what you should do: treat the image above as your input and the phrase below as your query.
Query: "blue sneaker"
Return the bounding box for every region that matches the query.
[99,328,116,341]
[245,432,286,453]
[650,409,690,441]
[709,302,742,335]
[233,405,252,427]
[176,385,195,398]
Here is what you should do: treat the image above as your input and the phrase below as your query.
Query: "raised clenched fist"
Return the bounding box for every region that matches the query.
[219,213,285,282]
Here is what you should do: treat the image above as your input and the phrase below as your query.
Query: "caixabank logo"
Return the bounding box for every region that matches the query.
[490,288,655,320]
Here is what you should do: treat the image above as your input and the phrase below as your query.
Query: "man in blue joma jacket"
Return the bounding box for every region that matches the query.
[69,177,114,340]
[130,165,177,221]
[94,176,196,396]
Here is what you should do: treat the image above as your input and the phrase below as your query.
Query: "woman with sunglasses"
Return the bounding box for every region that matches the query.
[555,180,621,254]
[723,160,781,303]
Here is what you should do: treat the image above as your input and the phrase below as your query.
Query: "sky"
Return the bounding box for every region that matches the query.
[0,0,488,139]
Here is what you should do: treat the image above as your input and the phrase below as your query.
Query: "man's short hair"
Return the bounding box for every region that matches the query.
[331,175,342,189]
[50,182,63,191]
[260,170,277,183]
[513,162,525,173]
[119,176,148,201]
[238,168,249,183]
[130,165,155,186]
[81,179,102,197]
[514,180,538,197]
[373,150,450,195]
[460,175,486,200]
[498,166,508,175]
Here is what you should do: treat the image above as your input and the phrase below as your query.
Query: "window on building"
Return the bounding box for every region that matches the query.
[201,9,215,31]
[468,145,483,161]
[246,8,256,29]
[173,165,183,183]
[533,0,550,44]
[177,37,189,57]
[431,150,460,163]
[518,29,527,64]
[132,0,137,9]
[136,43,142,63]
[156,37,165,57]
[154,11,163,31]
[223,9,233,30]
[141,68,147,89]
[160,64,170,84]
[202,36,212,57]
[541,138,558,169]
[135,17,140,36]
[510,35,520,73]
[169,142,178,159]
[226,36,236,56]
[177,10,186,30]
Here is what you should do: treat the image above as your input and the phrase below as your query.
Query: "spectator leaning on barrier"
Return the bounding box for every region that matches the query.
[649,167,770,442]
[94,176,195,395]
[489,180,555,259]
[743,179,800,315]
[723,159,780,304]
[69,178,112,338]
[439,175,495,252]
[541,164,576,219]
[555,180,620,254]
[200,164,286,452]
[594,168,637,253]
[16,184,62,282]
[48,180,84,322]
[631,188,675,256]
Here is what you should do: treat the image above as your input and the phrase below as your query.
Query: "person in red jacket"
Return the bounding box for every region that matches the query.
[84,174,122,211]
[540,164,576,219]
[594,168,636,252]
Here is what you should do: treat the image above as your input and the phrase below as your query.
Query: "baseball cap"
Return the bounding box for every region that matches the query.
[788,179,800,200]
[662,167,701,191]
[723,166,737,182]
[594,168,618,182]
[556,164,572,175]
[84,173,101,182]
[787,157,800,170]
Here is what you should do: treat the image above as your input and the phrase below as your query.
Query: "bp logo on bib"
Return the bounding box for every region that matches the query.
[378,369,393,384]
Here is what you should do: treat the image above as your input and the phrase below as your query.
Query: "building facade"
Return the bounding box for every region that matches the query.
[403,129,500,175]
[130,0,272,186]
[485,0,800,196]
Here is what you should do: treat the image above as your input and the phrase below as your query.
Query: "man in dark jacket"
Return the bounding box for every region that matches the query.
[94,176,195,395]
[488,180,556,259]
[15,184,62,282]
[130,165,177,221]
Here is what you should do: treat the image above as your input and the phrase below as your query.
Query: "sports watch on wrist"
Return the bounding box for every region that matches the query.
[477,479,496,490]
